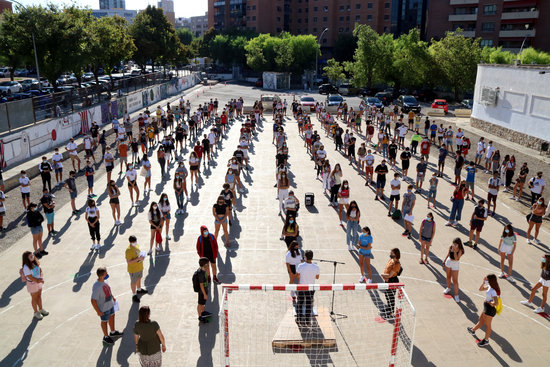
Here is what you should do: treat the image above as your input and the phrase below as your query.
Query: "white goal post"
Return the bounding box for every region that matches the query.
[219,283,416,367]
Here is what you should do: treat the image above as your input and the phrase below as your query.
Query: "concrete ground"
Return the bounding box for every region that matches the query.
[0,84,549,367]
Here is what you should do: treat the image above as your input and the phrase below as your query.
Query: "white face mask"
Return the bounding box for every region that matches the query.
[153,205,158,210]
[130,242,136,247]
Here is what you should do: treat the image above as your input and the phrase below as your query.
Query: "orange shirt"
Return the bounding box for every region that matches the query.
[119,143,128,157]
[384,259,401,279]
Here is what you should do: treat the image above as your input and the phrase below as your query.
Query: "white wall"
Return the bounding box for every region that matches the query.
[472,64,550,141]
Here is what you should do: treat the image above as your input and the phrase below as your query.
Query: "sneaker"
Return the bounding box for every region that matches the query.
[508,276,515,283]
[348,245,353,251]
[367,278,372,284]
[520,300,534,307]
[401,231,408,236]
[109,330,123,337]
[445,222,453,227]
[443,288,451,295]
[137,288,148,295]
[498,272,506,279]
[155,246,161,252]
[166,235,171,240]
[534,307,544,314]
[534,239,541,245]
[515,197,520,202]
[473,243,478,249]
[40,250,49,256]
[132,295,140,303]
[359,276,365,283]
[34,252,42,259]
[34,311,44,320]
[103,336,115,345]
[467,327,475,335]
[95,244,101,250]
[464,241,472,247]
[477,339,490,347]
[39,309,49,316]
[527,238,532,244]
[454,295,460,302]
[147,249,152,255]
[213,276,221,284]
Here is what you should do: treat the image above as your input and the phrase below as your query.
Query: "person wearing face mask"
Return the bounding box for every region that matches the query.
[159,193,172,241]
[142,155,152,192]
[337,180,351,225]
[467,274,500,347]
[465,199,488,249]
[356,226,373,283]
[148,202,164,255]
[419,212,436,264]
[443,238,465,302]
[126,235,147,303]
[173,171,187,216]
[65,137,81,171]
[286,240,304,300]
[40,188,57,236]
[225,168,237,199]
[26,203,47,258]
[527,197,546,245]
[345,201,361,250]
[498,224,517,282]
[157,146,166,178]
[19,170,31,211]
[134,306,167,366]
[38,156,53,194]
[528,171,545,205]
[84,160,96,199]
[104,146,115,184]
[107,180,121,225]
[511,163,529,202]
[196,225,220,284]
[126,164,140,207]
[91,267,123,346]
[381,248,402,318]
[401,185,416,239]
[213,195,230,247]
[86,199,101,251]
[521,254,550,314]
[278,171,290,215]
[282,215,299,248]
[374,160,389,201]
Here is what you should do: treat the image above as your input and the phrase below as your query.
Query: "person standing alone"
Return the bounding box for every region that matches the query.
[126,235,148,303]
[296,250,320,324]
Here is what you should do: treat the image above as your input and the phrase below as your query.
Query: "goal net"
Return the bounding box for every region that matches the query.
[219,283,416,367]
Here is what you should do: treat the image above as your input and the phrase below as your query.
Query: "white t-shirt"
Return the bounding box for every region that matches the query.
[66,142,78,155]
[208,133,216,145]
[398,125,408,137]
[84,138,92,150]
[286,251,302,266]
[531,177,546,194]
[104,152,114,166]
[297,262,320,284]
[23,264,41,280]
[390,179,401,196]
[316,150,327,159]
[365,154,375,167]
[476,141,486,154]
[52,153,63,168]
[86,206,99,218]
[126,169,137,181]
[19,177,30,193]
[488,178,501,196]
[486,287,498,302]
[485,145,495,159]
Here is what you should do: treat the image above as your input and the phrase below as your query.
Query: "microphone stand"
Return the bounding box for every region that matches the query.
[314,258,347,321]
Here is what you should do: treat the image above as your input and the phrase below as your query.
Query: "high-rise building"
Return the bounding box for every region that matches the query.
[158,0,176,26]
[99,0,126,10]
[391,0,428,38]
[425,0,550,52]
[92,9,137,23]
[190,13,209,37]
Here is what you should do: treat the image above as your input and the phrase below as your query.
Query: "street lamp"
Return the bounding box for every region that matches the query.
[12,0,41,91]
[516,23,531,66]
[315,28,329,85]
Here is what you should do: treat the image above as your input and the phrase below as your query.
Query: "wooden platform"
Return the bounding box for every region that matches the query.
[272,307,336,349]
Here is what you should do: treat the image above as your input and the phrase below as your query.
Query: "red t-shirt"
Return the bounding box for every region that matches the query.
[221,115,227,124]
[420,141,430,155]
[194,145,203,158]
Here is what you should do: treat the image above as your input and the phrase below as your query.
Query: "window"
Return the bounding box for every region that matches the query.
[246,6,250,10]
[482,22,495,32]
[323,16,328,21]
[346,27,349,32]
[298,18,302,23]
[368,2,373,9]
[484,4,497,15]
[252,16,256,20]
[356,15,360,21]
[314,6,318,11]
[384,26,388,32]
[346,15,350,21]
[323,38,327,43]
[356,3,361,9]
[313,16,318,22]
[313,27,317,32]
[384,14,389,20]
[339,27,344,32]
[252,5,256,10]
[339,16,344,21]
[277,17,281,21]
[347,5,351,11]
[324,6,328,12]
[340,5,345,11]
[480,39,493,47]
[246,16,250,20]
[385,2,390,9]
[298,8,302,13]
[367,14,372,21]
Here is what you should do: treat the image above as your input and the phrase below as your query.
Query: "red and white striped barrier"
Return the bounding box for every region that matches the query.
[222,283,404,291]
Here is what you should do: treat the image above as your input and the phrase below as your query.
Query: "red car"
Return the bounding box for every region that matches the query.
[300,96,316,111]
[431,99,448,113]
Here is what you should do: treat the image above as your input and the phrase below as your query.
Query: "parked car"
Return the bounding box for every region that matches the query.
[130,69,141,76]
[39,77,50,88]
[0,67,11,77]
[300,96,316,111]
[338,83,360,96]
[82,72,94,81]
[20,78,39,91]
[395,95,421,113]
[360,87,380,97]
[374,92,392,106]
[318,83,338,95]
[413,88,438,102]
[0,81,22,95]
[364,96,383,109]
[460,99,473,109]
[326,94,344,106]
[14,68,29,77]
[431,99,449,113]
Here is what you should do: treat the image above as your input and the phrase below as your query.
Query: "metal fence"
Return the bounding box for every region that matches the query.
[0,70,189,133]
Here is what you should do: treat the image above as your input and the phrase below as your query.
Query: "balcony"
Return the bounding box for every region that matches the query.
[499,29,536,38]
[501,10,539,20]
[449,13,478,21]
[460,30,476,37]
[450,0,478,5]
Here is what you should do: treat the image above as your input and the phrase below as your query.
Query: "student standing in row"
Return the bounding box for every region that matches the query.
[52,148,64,186]
[126,235,147,303]
[91,267,123,346]
[65,170,80,215]
[26,203,47,258]
[286,240,303,301]
[40,189,57,236]
[498,224,517,282]
[86,199,101,251]
[134,306,167,366]
[356,226,373,283]
[19,170,31,211]
[38,156,53,193]
[419,213,435,264]
[521,254,550,314]
[22,251,48,320]
[108,180,121,226]
[468,274,500,347]
[443,238,464,302]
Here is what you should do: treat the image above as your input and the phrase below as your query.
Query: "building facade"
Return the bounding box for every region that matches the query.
[99,0,126,10]
[208,0,422,47]
[426,0,549,52]
[158,0,176,26]
[0,0,12,14]
[190,13,209,37]
[91,9,137,23]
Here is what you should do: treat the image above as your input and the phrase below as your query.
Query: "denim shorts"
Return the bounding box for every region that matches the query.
[45,212,55,224]
[30,226,43,235]
[70,190,78,199]
[427,189,437,199]
[100,307,115,322]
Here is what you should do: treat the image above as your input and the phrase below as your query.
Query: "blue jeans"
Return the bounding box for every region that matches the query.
[176,191,184,210]
[382,144,388,159]
[449,199,464,222]
[346,220,360,246]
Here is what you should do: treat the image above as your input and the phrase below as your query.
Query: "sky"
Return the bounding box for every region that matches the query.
[12,0,208,18]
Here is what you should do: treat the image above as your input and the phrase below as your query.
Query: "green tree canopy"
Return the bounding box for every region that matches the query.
[323,58,346,85]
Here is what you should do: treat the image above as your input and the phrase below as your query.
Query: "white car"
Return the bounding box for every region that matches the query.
[0,81,22,95]
[0,67,11,78]
[14,69,29,77]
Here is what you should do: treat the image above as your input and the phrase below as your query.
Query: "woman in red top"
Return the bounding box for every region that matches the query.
[196,225,220,284]
[338,180,351,226]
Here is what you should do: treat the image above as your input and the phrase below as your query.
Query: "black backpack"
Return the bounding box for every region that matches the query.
[192,269,202,293]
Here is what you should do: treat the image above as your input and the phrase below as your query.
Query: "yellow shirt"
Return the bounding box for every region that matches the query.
[126,245,143,274]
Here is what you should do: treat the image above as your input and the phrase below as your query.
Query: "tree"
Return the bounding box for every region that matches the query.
[176,28,194,45]
[287,34,318,74]
[198,27,217,58]
[87,16,136,85]
[333,33,357,63]
[520,48,550,65]
[392,29,431,90]
[210,34,248,67]
[323,58,346,85]
[130,5,182,71]
[429,29,482,100]
[480,46,515,64]
[0,10,29,80]
[346,25,386,88]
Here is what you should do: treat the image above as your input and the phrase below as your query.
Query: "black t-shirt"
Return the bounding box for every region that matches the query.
[90,125,99,138]
[473,206,487,222]
[519,167,529,177]
[176,126,184,136]
[131,142,139,153]
[234,150,244,162]
[455,155,464,170]
[375,164,388,179]
[40,195,54,213]
[400,151,411,161]
[214,203,227,215]
[202,138,210,149]
[220,189,234,203]
[276,153,286,165]
[66,177,76,191]
[348,137,356,150]
[40,162,52,173]
[388,144,398,157]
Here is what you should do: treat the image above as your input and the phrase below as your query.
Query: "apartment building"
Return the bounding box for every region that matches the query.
[190,13,209,37]
[426,0,550,52]
[208,0,424,47]
[0,0,12,14]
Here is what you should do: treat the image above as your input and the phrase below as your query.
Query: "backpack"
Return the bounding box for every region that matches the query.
[192,269,202,293]
[391,209,402,220]
[495,297,503,315]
